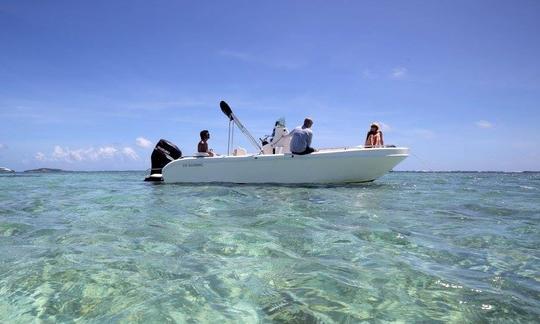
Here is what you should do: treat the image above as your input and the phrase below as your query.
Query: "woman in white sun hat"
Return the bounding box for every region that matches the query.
[365,122,384,147]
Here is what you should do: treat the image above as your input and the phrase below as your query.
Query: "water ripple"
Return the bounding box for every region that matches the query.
[0,171,538,322]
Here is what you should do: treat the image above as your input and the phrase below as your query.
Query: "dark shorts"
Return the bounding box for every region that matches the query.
[292,147,315,155]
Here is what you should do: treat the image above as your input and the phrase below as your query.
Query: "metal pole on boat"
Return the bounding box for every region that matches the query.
[231,120,235,154]
[220,101,262,152]
[227,120,232,156]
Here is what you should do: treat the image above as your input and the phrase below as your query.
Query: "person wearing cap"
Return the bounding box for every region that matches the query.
[290,118,316,155]
[365,123,384,147]
[198,130,215,157]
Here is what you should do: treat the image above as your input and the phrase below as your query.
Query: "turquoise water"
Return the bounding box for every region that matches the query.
[0,172,538,323]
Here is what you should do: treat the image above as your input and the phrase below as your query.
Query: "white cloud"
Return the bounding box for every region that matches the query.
[136,137,153,148]
[0,143,6,149]
[362,67,409,80]
[476,120,494,129]
[362,69,377,79]
[0,104,63,124]
[218,49,253,62]
[218,49,306,69]
[122,147,139,160]
[97,146,118,159]
[126,99,211,112]
[390,67,408,80]
[52,145,67,159]
[36,145,139,163]
[379,122,392,132]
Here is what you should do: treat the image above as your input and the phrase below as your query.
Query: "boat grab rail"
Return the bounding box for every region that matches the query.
[163,145,404,163]
[319,145,398,151]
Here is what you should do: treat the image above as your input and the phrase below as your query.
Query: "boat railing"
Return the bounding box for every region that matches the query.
[318,145,397,151]
[167,145,402,162]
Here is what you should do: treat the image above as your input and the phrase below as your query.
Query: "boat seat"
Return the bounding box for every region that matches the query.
[233,147,247,156]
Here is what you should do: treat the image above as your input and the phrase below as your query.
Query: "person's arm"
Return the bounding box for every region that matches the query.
[306,129,313,147]
[379,131,384,146]
[365,133,373,146]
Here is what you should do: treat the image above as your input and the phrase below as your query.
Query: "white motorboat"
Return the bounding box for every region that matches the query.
[0,167,15,173]
[161,147,407,184]
[145,101,408,184]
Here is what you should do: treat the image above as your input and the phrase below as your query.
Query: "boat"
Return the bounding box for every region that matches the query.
[0,167,15,173]
[145,101,408,184]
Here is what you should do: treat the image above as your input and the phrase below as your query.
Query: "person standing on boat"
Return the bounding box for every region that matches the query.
[290,118,316,155]
[198,130,215,157]
[365,122,384,147]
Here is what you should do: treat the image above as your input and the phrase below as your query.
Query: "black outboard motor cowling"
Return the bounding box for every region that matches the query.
[145,139,182,181]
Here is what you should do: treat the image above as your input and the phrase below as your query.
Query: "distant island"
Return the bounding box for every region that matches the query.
[23,168,65,173]
[0,167,15,173]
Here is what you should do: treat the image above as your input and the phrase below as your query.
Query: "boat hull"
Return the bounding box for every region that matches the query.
[161,147,408,184]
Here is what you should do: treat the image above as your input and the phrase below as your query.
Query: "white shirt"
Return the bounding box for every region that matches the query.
[290,126,313,153]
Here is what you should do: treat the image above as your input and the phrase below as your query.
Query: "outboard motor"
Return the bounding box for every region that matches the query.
[144,139,182,182]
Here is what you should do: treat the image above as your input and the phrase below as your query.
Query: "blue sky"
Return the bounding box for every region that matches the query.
[1,0,539,171]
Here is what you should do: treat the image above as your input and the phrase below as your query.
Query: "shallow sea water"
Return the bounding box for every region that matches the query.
[0,171,538,323]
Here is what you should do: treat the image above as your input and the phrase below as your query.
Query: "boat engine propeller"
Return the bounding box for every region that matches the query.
[144,139,182,182]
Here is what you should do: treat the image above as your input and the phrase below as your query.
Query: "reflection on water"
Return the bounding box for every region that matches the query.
[0,171,539,322]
